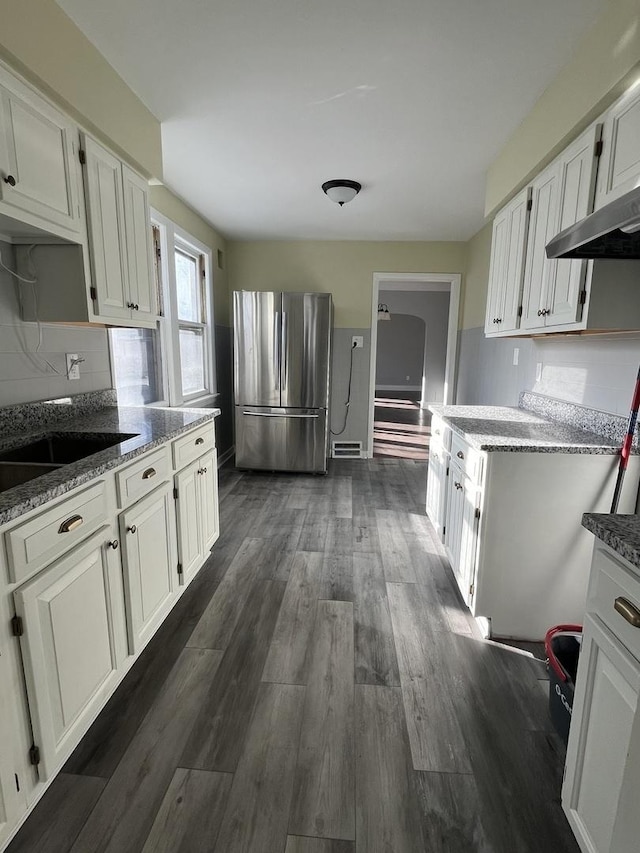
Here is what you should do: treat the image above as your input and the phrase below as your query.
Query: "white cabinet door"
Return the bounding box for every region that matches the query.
[198,449,220,553]
[175,460,202,585]
[122,164,156,322]
[596,84,640,208]
[13,527,124,780]
[521,161,561,330]
[175,450,220,587]
[82,134,130,322]
[485,187,530,336]
[0,81,81,235]
[445,460,465,581]
[545,125,600,328]
[563,614,640,853]
[426,442,448,539]
[120,483,178,653]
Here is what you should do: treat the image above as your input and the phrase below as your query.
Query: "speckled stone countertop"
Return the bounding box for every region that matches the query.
[0,405,220,526]
[429,404,626,454]
[582,514,640,570]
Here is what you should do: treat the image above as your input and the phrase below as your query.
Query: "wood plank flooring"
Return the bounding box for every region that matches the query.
[7,459,578,853]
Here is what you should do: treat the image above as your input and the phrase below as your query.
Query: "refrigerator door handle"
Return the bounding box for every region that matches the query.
[242,411,319,419]
[273,311,280,391]
[281,310,288,394]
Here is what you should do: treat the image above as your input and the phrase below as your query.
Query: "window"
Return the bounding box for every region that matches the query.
[175,245,208,399]
[109,213,215,407]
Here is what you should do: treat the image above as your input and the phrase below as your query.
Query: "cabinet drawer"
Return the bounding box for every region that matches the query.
[451,434,482,483]
[431,415,451,451]
[5,481,108,584]
[172,423,215,470]
[116,446,171,508]
[589,546,640,662]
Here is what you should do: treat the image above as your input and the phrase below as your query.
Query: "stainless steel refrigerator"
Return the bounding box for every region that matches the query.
[233,291,332,473]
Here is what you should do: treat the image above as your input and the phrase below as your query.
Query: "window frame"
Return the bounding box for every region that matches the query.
[151,209,216,407]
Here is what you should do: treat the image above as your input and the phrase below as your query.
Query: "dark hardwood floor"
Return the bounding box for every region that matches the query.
[7,459,578,853]
[373,392,431,460]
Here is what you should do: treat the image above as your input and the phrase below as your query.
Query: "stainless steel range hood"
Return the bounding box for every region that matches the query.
[546,185,640,260]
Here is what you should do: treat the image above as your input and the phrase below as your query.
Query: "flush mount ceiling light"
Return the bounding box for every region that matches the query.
[377,303,391,321]
[321,179,362,206]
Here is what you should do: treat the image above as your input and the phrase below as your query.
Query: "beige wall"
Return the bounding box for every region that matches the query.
[228,241,467,328]
[461,223,492,330]
[486,0,640,215]
[150,187,230,326]
[0,0,162,178]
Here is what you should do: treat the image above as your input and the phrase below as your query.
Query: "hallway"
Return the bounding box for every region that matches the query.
[7,460,578,853]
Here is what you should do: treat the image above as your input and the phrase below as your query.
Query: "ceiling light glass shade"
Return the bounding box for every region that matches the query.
[377,303,391,320]
[322,179,362,206]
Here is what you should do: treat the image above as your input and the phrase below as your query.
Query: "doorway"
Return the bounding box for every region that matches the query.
[367,273,460,459]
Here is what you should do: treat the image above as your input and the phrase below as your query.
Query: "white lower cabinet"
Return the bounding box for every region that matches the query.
[175,449,220,587]
[426,429,640,640]
[563,544,640,853]
[12,526,126,780]
[119,482,178,654]
[444,460,480,609]
[0,420,218,850]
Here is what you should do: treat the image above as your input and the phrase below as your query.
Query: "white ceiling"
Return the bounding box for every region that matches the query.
[57,0,605,242]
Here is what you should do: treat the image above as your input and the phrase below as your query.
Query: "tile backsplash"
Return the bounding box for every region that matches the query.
[457,327,640,417]
[0,240,113,407]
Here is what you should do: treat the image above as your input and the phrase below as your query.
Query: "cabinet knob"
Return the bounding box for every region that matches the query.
[454,481,462,490]
[537,309,543,317]
[195,437,205,445]
[134,304,139,311]
[127,524,137,534]
[457,450,464,460]
[127,302,133,309]
[203,467,207,473]
[3,174,16,187]
[107,539,119,550]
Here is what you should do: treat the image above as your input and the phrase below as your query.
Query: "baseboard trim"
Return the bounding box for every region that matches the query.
[375,385,422,393]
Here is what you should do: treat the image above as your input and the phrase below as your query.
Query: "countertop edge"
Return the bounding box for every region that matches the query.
[0,407,220,527]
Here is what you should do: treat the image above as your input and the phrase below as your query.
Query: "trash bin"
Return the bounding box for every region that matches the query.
[544,624,582,745]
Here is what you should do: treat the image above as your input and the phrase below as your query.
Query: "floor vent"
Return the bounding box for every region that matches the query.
[331,440,363,459]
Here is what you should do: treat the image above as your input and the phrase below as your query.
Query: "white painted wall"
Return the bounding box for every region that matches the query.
[0,241,112,406]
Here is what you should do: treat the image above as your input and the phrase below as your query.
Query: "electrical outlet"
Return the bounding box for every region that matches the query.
[66,353,81,380]
[406,375,410,381]
[352,336,363,348]
[513,347,519,366]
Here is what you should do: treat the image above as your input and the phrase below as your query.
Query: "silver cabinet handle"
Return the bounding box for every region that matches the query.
[615,597,640,628]
[142,467,156,479]
[242,411,319,419]
[457,450,465,459]
[107,539,119,550]
[195,437,204,445]
[59,514,83,534]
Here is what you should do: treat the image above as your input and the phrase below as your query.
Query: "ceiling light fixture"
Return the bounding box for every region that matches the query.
[322,179,362,206]
[377,303,391,321]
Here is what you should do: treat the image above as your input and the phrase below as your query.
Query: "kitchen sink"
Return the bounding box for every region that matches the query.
[0,461,63,493]
[0,432,138,466]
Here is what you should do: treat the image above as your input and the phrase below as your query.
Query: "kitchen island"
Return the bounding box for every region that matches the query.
[426,392,639,640]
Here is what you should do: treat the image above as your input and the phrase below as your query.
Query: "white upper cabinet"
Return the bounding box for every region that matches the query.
[521,124,600,331]
[122,164,156,322]
[595,83,640,208]
[484,187,531,337]
[82,135,130,321]
[0,69,82,238]
[81,132,158,327]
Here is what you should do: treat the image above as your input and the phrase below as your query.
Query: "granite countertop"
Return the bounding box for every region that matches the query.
[582,513,640,571]
[429,404,625,454]
[0,405,220,526]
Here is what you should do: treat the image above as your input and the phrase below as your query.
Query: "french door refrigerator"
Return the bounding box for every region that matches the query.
[233,291,332,473]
